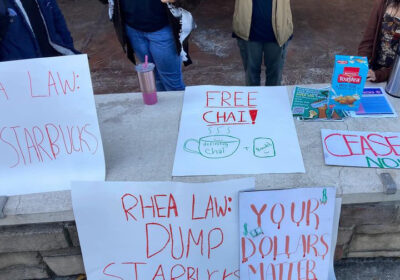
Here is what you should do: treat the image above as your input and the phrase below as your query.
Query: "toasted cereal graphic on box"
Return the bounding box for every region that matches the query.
[329,55,368,111]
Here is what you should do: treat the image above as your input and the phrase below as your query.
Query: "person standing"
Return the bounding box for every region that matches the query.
[107,0,196,91]
[0,0,78,62]
[233,0,293,86]
[358,0,400,82]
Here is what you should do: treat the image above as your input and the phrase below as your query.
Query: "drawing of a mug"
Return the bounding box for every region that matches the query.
[253,137,275,158]
[184,135,240,159]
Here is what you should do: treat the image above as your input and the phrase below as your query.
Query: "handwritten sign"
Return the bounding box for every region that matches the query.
[71,178,254,280]
[0,55,105,195]
[321,129,400,169]
[239,187,336,280]
[173,86,305,176]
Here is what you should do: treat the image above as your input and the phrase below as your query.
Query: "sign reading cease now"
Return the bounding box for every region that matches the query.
[321,129,400,169]
[0,55,105,195]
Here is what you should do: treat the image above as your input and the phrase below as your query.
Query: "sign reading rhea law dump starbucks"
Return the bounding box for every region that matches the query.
[173,86,305,176]
[71,178,254,280]
[0,55,105,195]
[240,187,337,280]
[321,129,400,169]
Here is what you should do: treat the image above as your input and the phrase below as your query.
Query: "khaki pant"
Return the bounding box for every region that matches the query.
[237,38,288,86]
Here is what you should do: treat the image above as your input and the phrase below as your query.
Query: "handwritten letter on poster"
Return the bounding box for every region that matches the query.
[239,187,336,280]
[0,55,105,195]
[173,86,305,176]
[72,178,254,280]
[321,129,400,169]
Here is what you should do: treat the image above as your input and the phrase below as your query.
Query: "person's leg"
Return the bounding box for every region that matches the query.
[236,38,263,86]
[125,25,166,91]
[263,41,288,86]
[146,25,185,91]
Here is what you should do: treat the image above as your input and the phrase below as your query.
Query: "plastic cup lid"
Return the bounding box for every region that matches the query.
[135,62,155,72]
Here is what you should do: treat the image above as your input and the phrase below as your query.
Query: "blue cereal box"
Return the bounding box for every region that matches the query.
[329,55,368,111]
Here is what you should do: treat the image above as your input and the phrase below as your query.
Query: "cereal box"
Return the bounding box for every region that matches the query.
[329,55,368,111]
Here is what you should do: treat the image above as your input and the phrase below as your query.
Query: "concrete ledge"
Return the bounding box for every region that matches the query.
[1,84,399,228]
[0,191,74,227]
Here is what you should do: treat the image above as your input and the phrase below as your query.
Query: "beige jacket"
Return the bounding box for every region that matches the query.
[233,0,293,46]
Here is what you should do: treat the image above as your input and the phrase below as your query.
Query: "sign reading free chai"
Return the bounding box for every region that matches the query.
[321,129,400,169]
[173,86,305,176]
[0,55,105,195]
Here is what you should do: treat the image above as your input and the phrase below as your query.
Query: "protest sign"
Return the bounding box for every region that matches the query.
[321,129,400,169]
[239,187,336,280]
[0,55,105,195]
[173,86,305,176]
[71,178,254,280]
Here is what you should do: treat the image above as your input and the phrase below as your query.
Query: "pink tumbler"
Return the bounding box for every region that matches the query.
[135,62,158,105]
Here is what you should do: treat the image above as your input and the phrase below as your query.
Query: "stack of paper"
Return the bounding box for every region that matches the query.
[348,88,397,118]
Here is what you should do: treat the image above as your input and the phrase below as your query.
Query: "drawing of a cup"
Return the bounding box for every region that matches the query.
[184,135,240,159]
[253,138,275,158]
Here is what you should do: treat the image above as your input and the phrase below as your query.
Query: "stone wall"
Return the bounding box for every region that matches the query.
[0,222,84,279]
[336,201,400,260]
[1,201,400,279]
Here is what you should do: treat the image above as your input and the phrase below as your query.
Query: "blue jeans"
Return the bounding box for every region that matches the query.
[125,25,185,91]
[237,38,288,86]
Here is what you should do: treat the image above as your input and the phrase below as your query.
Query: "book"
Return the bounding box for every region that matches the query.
[292,87,347,121]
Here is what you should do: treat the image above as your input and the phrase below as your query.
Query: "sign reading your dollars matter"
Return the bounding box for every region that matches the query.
[173,85,305,176]
[240,187,337,280]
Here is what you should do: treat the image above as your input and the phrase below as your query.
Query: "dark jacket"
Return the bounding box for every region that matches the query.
[0,0,78,62]
[358,0,391,82]
[105,0,198,66]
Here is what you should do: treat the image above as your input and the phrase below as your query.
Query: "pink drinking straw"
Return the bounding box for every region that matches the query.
[144,55,148,69]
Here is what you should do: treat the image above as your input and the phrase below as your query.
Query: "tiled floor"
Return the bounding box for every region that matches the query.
[59,0,375,94]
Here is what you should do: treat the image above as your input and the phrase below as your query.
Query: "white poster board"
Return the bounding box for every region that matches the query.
[173,86,305,176]
[71,178,254,280]
[321,129,400,169]
[239,187,336,280]
[0,55,105,195]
